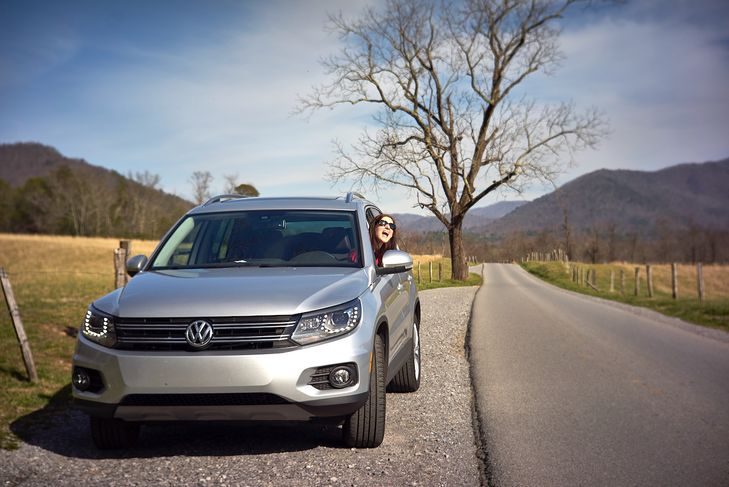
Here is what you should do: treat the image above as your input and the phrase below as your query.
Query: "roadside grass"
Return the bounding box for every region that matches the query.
[521,261,729,333]
[0,233,156,449]
[0,235,478,449]
[412,255,482,291]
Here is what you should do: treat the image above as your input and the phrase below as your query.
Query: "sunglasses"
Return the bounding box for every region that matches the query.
[376,220,397,230]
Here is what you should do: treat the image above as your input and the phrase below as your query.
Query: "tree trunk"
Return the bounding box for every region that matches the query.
[449,220,468,281]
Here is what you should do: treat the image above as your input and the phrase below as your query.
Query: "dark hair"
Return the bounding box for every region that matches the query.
[369,213,398,263]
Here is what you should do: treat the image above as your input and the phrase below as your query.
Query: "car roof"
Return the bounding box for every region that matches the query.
[188,194,378,214]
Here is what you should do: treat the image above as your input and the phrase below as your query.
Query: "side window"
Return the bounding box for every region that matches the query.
[365,207,381,227]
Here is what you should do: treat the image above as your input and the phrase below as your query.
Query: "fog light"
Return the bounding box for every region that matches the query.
[329,365,356,389]
[72,367,91,391]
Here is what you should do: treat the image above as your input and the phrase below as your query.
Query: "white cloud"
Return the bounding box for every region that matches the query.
[38,1,385,202]
[511,1,729,189]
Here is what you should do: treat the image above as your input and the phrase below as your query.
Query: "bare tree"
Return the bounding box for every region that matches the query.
[133,171,161,189]
[605,221,617,262]
[223,173,239,194]
[189,171,214,205]
[585,225,600,263]
[300,0,605,279]
[121,171,163,236]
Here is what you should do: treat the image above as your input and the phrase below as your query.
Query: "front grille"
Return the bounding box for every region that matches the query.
[114,315,299,351]
[119,393,290,407]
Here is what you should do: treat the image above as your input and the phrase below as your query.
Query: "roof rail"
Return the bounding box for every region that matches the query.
[202,194,245,206]
[345,191,366,203]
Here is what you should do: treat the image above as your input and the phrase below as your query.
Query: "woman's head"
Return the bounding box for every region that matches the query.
[369,213,398,253]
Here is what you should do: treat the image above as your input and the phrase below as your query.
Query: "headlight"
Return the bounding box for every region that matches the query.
[292,299,362,345]
[81,306,117,348]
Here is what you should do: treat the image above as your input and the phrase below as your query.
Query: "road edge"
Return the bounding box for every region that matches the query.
[465,264,494,487]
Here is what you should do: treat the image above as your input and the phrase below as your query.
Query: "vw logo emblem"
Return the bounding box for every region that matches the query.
[185,320,214,349]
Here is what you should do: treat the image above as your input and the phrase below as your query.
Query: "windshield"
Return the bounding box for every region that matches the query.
[150,210,362,269]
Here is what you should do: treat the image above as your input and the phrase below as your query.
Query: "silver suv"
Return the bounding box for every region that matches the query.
[72,193,420,449]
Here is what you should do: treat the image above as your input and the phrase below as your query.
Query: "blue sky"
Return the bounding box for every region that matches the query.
[1,0,728,214]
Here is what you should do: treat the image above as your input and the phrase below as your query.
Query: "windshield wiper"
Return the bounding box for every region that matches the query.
[152,262,261,270]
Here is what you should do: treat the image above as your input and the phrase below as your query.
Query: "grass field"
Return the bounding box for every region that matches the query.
[412,255,482,290]
[521,260,729,332]
[0,234,157,448]
[0,233,479,449]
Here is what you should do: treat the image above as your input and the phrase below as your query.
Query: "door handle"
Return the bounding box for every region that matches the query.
[397,283,404,291]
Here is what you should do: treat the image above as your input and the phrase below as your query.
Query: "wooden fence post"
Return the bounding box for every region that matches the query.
[0,268,38,382]
[646,264,654,298]
[417,262,421,284]
[114,249,127,289]
[620,269,625,294]
[429,261,433,283]
[438,262,442,282]
[610,270,615,293]
[114,240,132,289]
[697,262,705,303]
[671,263,678,300]
[634,267,640,296]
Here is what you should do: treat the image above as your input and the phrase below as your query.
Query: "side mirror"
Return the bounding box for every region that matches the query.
[377,250,413,275]
[126,254,148,277]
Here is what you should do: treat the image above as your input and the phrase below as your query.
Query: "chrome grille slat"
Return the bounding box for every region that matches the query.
[214,336,291,343]
[117,337,186,342]
[214,322,296,329]
[116,325,186,330]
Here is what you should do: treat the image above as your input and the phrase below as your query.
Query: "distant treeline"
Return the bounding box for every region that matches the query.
[0,165,192,240]
[400,222,729,264]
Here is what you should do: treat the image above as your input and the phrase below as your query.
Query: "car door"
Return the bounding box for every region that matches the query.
[365,205,408,362]
[389,263,413,363]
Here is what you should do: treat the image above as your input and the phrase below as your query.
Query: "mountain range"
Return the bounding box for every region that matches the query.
[393,201,526,234]
[393,157,729,237]
[2,142,727,240]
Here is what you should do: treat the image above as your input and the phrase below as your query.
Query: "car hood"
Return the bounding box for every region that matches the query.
[94,267,370,318]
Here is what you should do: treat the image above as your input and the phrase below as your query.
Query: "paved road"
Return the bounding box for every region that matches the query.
[469,263,729,487]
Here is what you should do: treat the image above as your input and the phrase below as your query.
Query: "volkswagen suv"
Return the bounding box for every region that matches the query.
[71,193,420,449]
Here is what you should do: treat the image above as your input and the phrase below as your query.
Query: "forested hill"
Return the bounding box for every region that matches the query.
[0,142,91,187]
[483,158,729,237]
[0,142,193,239]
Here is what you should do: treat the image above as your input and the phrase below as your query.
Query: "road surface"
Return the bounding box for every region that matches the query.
[469,263,729,486]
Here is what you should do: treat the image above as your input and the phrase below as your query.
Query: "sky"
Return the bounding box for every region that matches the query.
[1,0,728,214]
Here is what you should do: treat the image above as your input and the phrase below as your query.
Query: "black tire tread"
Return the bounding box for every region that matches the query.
[388,322,421,393]
[342,333,386,448]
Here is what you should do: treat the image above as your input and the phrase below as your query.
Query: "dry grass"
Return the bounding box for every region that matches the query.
[600,262,729,300]
[0,233,157,274]
[0,233,158,448]
[411,253,444,265]
[410,255,482,291]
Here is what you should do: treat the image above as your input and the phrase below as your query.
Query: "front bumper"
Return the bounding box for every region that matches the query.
[72,331,372,422]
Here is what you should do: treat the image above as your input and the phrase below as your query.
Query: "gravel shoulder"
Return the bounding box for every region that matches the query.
[1,287,480,487]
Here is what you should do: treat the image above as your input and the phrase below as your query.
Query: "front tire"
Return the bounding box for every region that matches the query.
[388,319,421,392]
[342,333,386,448]
[90,416,140,449]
